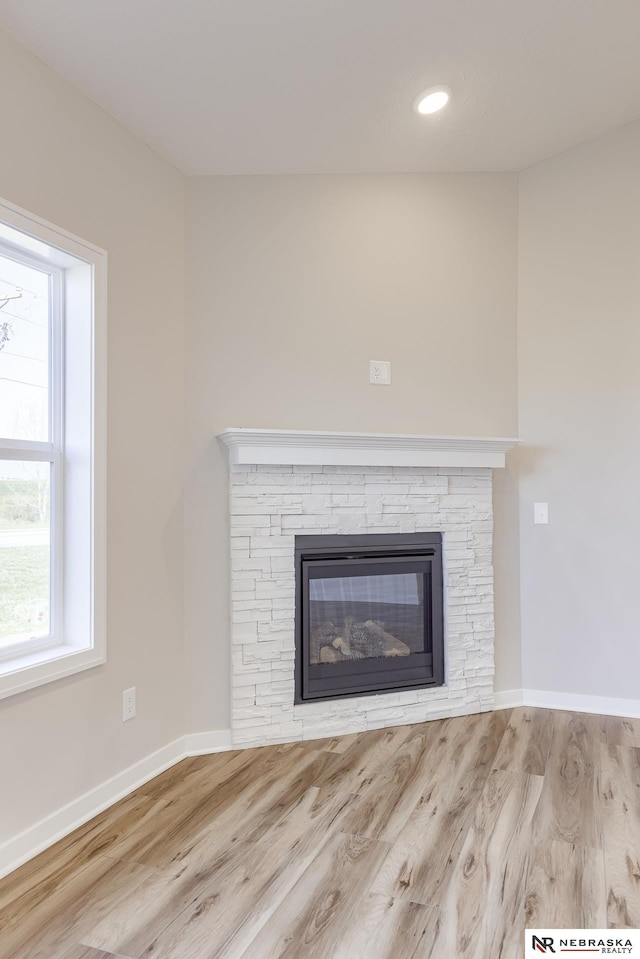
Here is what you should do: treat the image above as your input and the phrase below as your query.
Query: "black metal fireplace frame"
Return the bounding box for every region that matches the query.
[294,532,444,704]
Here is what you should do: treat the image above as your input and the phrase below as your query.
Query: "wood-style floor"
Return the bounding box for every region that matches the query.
[1,707,640,959]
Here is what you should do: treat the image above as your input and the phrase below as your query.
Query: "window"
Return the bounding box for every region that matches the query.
[0,198,106,699]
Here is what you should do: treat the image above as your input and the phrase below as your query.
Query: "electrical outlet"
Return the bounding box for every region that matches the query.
[123,686,136,722]
[370,359,391,385]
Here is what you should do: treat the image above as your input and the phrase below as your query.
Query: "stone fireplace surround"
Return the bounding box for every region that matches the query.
[219,429,518,748]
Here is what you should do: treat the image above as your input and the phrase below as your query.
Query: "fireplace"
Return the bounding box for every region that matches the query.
[219,428,512,747]
[295,532,444,703]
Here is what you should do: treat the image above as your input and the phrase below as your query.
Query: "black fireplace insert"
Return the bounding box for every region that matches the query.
[295,532,444,703]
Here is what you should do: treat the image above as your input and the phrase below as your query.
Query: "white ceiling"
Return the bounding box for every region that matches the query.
[1,0,639,175]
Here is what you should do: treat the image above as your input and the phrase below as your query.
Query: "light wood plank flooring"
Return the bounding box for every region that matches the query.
[1,707,639,959]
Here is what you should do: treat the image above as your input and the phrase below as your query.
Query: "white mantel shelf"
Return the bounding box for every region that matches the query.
[218,428,519,469]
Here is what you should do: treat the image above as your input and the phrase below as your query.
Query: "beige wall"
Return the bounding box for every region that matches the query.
[0,28,185,843]
[518,120,640,699]
[0,28,523,848]
[184,173,521,731]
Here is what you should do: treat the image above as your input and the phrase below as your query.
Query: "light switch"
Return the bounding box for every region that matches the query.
[534,502,549,525]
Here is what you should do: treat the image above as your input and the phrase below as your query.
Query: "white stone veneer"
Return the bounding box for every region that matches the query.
[230,464,495,747]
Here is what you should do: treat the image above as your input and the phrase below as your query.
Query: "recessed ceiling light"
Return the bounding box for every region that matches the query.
[414,86,451,116]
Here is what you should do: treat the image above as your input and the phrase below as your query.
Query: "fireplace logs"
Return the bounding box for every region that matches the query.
[312,616,411,664]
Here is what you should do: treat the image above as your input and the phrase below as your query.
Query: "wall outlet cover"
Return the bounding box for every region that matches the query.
[370,360,391,385]
[123,687,136,721]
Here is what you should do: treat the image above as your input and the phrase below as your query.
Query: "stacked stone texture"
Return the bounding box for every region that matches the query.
[230,464,495,747]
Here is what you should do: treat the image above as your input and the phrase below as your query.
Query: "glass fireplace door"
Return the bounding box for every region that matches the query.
[308,566,428,665]
[299,548,443,701]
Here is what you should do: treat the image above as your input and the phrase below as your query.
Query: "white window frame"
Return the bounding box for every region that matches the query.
[0,197,106,699]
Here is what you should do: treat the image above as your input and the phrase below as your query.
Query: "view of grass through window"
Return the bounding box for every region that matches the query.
[0,465,50,644]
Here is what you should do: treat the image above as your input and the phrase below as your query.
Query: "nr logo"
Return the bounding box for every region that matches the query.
[532,936,556,954]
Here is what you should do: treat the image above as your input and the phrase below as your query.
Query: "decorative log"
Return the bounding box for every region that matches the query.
[313,618,410,662]
[319,645,341,663]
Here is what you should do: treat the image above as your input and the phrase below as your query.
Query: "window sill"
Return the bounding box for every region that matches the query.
[0,643,105,700]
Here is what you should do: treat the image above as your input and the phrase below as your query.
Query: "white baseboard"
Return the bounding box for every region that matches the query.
[521,688,640,718]
[494,689,525,709]
[0,728,231,882]
[184,728,233,755]
[495,688,640,719]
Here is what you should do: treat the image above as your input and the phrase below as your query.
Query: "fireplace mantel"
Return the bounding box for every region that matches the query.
[218,428,519,469]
